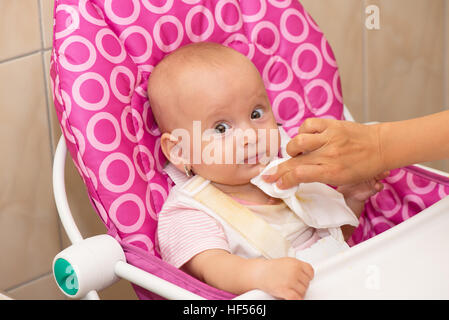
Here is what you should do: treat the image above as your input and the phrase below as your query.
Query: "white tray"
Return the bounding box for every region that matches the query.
[306,196,449,299]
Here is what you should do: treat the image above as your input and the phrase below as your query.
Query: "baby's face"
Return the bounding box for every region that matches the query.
[168,57,280,185]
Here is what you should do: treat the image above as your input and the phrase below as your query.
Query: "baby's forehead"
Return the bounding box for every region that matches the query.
[159,43,255,78]
[148,43,265,130]
[151,46,260,97]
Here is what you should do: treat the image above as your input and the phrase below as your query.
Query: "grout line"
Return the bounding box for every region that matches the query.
[4,271,53,293]
[0,49,43,65]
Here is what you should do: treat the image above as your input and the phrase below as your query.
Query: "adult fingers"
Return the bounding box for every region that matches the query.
[376,171,390,180]
[286,133,327,158]
[297,118,331,134]
[275,164,328,189]
[261,156,316,183]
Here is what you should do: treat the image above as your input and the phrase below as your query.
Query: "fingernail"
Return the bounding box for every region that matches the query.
[275,178,283,189]
[262,170,276,181]
[262,174,273,181]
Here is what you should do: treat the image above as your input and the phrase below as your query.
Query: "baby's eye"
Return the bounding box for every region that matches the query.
[214,122,230,134]
[251,108,264,120]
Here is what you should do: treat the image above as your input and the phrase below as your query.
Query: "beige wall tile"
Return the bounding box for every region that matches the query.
[99,279,138,300]
[300,0,365,122]
[365,0,445,122]
[0,53,60,290]
[6,274,66,300]
[40,0,54,49]
[0,0,42,61]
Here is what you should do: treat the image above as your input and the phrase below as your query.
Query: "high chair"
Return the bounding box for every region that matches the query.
[50,0,449,300]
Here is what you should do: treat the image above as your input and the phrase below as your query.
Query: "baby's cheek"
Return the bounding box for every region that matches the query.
[196,163,241,184]
[200,138,228,164]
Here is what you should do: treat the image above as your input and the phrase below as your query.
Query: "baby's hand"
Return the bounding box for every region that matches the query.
[257,257,314,300]
[337,171,390,203]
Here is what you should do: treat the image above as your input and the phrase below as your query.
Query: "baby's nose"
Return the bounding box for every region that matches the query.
[241,129,258,146]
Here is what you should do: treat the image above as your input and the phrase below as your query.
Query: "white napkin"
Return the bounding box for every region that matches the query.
[250,157,360,230]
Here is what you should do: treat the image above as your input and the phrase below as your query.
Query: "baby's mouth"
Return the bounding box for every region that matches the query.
[244,154,259,164]
[242,152,271,165]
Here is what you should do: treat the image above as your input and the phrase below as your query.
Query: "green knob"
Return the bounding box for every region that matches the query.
[54,258,79,296]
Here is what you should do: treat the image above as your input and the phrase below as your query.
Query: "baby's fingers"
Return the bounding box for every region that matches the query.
[282,283,308,300]
[282,289,304,300]
[301,262,315,279]
[376,171,390,180]
[374,182,384,192]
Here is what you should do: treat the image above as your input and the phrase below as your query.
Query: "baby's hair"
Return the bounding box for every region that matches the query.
[155,42,243,72]
[147,42,254,133]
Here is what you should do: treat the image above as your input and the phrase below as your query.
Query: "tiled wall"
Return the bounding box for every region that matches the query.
[0,0,448,299]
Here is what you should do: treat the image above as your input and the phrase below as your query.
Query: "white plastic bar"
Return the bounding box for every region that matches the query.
[413,164,449,178]
[53,136,84,244]
[114,260,277,300]
[343,104,355,122]
[114,261,206,300]
[82,291,100,300]
[53,136,99,300]
[0,293,12,300]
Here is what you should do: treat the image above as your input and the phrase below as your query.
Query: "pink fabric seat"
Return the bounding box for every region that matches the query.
[50,0,449,299]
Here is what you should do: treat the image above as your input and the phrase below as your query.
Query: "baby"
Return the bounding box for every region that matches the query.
[148,42,385,300]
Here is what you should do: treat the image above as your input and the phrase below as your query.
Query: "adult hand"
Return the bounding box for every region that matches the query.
[263,118,386,188]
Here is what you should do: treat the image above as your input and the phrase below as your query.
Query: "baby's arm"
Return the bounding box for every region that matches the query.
[181,249,314,300]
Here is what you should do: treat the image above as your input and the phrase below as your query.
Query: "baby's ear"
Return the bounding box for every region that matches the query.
[160,132,190,171]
